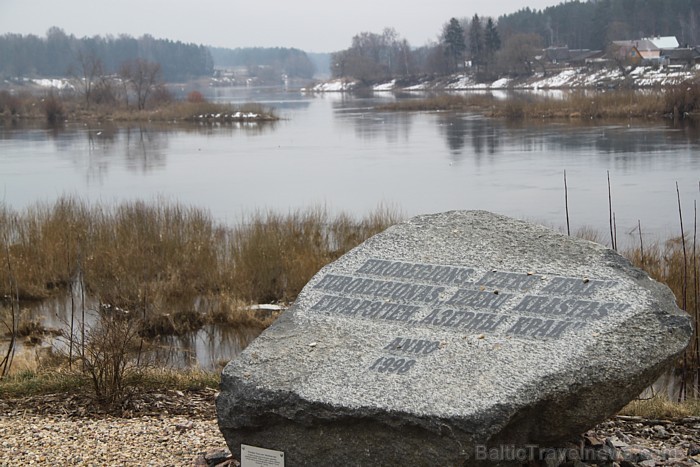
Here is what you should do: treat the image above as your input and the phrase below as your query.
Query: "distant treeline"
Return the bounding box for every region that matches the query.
[209,46,316,79]
[497,0,700,50]
[332,0,700,84]
[0,28,214,82]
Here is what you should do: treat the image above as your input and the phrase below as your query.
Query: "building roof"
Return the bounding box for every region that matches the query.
[661,48,700,61]
[612,37,679,52]
[646,36,679,49]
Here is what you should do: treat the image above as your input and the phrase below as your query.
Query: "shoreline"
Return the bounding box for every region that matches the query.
[305,65,700,93]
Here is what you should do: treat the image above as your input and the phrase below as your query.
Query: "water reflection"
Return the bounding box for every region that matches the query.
[348,111,413,143]
[17,293,263,370]
[152,325,261,370]
[123,126,167,172]
[0,120,279,183]
[437,114,501,162]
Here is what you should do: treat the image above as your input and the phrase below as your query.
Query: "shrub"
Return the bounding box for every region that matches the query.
[64,307,144,406]
[148,84,174,108]
[663,79,700,118]
[42,92,64,124]
[0,90,21,116]
[187,90,206,103]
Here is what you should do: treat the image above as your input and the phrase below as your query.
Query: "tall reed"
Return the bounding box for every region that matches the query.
[0,197,400,319]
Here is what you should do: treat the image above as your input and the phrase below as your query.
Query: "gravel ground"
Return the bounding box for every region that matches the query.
[2,388,700,466]
[0,388,231,466]
[0,414,228,466]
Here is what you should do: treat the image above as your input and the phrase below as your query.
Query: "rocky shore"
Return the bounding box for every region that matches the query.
[1,390,699,466]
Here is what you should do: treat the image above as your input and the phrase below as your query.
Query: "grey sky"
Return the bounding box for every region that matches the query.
[0,0,563,53]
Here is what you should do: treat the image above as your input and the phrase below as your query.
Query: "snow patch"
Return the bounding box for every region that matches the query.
[303,79,356,92]
[490,78,511,89]
[373,80,396,91]
[32,78,73,90]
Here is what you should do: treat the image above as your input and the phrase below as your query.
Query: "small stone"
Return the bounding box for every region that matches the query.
[688,442,700,456]
[176,420,194,432]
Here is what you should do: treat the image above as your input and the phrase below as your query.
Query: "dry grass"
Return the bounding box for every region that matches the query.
[0,197,401,330]
[0,364,218,398]
[379,90,671,120]
[0,91,278,123]
[621,393,700,418]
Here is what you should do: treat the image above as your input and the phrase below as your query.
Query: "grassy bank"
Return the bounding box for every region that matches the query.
[0,198,400,325]
[378,81,700,120]
[0,364,218,399]
[0,89,278,123]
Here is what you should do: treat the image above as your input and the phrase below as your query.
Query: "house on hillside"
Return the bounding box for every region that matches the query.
[609,36,696,66]
[660,48,700,67]
[544,47,603,66]
[609,42,643,66]
[610,36,682,66]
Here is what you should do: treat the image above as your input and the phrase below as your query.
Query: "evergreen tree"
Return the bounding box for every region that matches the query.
[469,15,484,69]
[485,19,501,56]
[443,17,466,73]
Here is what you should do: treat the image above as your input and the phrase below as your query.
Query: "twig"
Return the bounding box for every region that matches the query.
[564,170,570,236]
[608,171,616,250]
[677,181,689,402]
[638,219,644,267]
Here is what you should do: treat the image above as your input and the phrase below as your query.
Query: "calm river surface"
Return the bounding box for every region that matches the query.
[2,87,700,245]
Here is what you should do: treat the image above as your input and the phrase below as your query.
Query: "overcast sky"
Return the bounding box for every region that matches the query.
[0,0,563,53]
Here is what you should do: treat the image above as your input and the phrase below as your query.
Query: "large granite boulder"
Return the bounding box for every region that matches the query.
[217,211,692,466]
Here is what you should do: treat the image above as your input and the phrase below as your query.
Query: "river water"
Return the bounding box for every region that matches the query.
[2,87,699,245]
[2,87,700,369]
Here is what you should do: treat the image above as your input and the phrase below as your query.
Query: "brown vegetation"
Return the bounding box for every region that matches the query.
[379,83,700,120]
[0,89,278,124]
[0,199,398,404]
[0,197,399,318]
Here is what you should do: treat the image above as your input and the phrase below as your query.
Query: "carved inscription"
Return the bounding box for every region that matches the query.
[476,271,540,291]
[368,356,415,374]
[513,295,628,320]
[420,309,508,333]
[367,337,440,374]
[541,277,611,296]
[308,258,628,375]
[506,317,579,339]
[311,258,626,367]
[445,289,512,309]
[314,274,444,304]
[357,259,474,286]
[384,337,440,355]
[310,295,420,323]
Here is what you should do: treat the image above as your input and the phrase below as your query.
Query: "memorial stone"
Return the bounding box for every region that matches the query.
[217,210,692,466]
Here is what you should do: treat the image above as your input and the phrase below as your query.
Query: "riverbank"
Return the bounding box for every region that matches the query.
[0,89,278,124]
[376,89,691,120]
[306,65,700,93]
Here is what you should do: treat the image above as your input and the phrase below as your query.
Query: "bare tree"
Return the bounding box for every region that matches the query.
[495,33,543,77]
[70,48,104,110]
[119,59,161,110]
[330,28,412,83]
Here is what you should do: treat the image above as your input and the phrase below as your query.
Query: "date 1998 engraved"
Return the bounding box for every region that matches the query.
[368,356,416,374]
